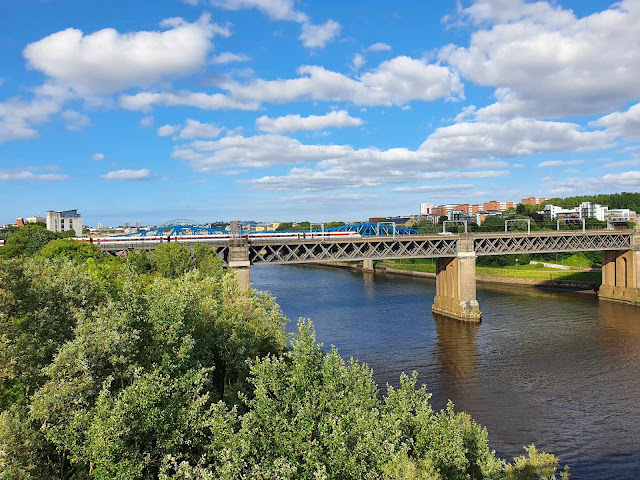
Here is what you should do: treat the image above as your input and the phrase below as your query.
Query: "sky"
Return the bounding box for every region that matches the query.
[1,0,640,226]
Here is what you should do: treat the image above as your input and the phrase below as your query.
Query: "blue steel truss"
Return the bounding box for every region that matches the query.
[115,221,418,238]
[116,225,228,237]
[323,222,419,236]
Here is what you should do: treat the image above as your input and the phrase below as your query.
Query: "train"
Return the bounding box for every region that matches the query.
[75,230,361,247]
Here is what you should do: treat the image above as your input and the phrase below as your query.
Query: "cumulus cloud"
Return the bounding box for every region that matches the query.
[159,119,223,139]
[139,115,154,127]
[365,42,391,52]
[210,52,251,64]
[92,153,105,160]
[100,169,152,180]
[208,0,340,48]
[0,85,72,144]
[591,102,640,140]
[391,183,475,193]
[61,109,90,131]
[119,90,259,111]
[23,14,226,95]
[0,167,69,181]
[544,170,640,196]
[299,19,341,48]
[352,53,365,71]
[441,0,640,118]
[217,56,463,106]
[537,159,583,167]
[256,110,363,133]
[209,0,308,23]
[175,117,607,192]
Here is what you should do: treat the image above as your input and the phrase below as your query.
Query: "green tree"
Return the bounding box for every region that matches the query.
[36,238,102,262]
[0,224,57,258]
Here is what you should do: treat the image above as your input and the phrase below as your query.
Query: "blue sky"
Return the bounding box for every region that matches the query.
[1,0,640,226]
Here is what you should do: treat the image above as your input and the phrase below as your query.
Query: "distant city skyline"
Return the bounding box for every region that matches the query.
[2,0,640,226]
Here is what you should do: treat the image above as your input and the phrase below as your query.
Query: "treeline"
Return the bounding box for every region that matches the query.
[0,228,569,479]
[543,192,640,210]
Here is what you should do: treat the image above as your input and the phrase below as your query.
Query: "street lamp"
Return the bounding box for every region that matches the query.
[516,257,519,271]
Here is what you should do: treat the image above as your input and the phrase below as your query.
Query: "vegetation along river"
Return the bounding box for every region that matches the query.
[252,264,640,479]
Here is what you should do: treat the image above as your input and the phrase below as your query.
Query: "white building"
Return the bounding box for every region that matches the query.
[580,202,608,222]
[46,209,82,236]
[420,203,432,215]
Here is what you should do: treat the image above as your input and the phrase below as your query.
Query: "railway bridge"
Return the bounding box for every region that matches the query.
[99,225,637,322]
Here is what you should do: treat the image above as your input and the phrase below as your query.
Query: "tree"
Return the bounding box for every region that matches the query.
[0,223,57,258]
[36,239,102,262]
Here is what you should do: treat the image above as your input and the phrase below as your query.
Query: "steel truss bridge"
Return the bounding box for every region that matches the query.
[101,229,633,265]
[115,222,420,238]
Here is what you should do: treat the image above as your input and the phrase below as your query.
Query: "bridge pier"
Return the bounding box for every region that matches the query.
[227,240,251,288]
[432,235,482,322]
[362,259,375,272]
[599,233,640,305]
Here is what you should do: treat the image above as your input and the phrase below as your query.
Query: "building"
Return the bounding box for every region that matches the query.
[482,201,514,212]
[26,216,46,224]
[521,197,547,206]
[15,218,25,227]
[46,209,83,236]
[420,203,432,215]
[580,202,608,222]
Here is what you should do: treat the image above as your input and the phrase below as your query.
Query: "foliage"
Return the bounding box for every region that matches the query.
[0,223,57,258]
[36,238,102,262]
[0,244,571,479]
[543,192,640,211]
[415,220,441,234]
[505,446,569,480]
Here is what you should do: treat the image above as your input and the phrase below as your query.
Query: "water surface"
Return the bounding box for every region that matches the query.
[252,264,640,479]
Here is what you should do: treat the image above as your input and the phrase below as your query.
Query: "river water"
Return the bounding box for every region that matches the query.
[251,264,640,479]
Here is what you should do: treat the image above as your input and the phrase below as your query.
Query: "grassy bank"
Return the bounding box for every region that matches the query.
[381,259,602,286]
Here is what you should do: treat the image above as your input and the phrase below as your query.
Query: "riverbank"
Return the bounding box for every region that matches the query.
[312,260,601,291]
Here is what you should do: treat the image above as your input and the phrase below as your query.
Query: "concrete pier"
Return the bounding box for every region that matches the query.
[227,239,251,288]
[432,235,482,322]
[599,233,640,305]
[362,259,375,272]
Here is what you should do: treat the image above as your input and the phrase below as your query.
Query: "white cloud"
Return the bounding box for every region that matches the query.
[218,56,463,106]
[391,183,474,193]
[61,109,90,131]
[0,167,68,181]
[299,19,341,48]
[92,153,105,160]
[210,52,251,64]
[159,119,223,139]
[178,119,223,139]
[604,158,640,169]
[365,42,391,52]
[139,115,154,127]
[176,117,606,193]
[100,169,151,180]
[537,159,583,167]
[0,86,72,144]
[119,90,259,111]
[209,0,308,23]
[544,170,640,196]
[158,124,180,137]
[256,110,363,133]
[352,53,365,71]
[24,14,226,95]
[442,0,640,118]
[591,102,640,140]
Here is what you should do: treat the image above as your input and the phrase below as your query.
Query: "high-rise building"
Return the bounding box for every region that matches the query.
[46,209,82,236]
[97,223,104,230]
[135,220,141,229]
[521,197,547,206]
[420,203,432,215]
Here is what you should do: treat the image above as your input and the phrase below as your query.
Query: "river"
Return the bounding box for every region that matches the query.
[251,264,640,479]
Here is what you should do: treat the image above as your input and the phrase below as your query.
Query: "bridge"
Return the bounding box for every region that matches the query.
[98,224,638,323]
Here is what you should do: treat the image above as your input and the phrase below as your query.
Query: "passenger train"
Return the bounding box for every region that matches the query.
[74,230,361,247]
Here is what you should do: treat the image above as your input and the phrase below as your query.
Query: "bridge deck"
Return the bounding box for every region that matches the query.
[98,229,633,264]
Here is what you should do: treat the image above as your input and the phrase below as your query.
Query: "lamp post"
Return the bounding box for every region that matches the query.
[516,257,519,271]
